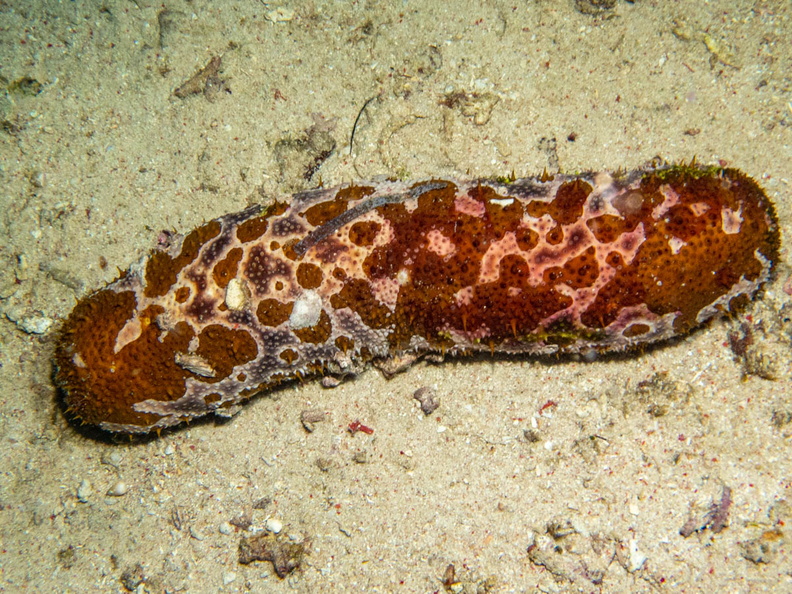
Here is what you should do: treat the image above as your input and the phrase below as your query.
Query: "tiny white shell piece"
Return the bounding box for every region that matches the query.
[225,278,251,311]
[265,517,283,534]
[107,480,129,497]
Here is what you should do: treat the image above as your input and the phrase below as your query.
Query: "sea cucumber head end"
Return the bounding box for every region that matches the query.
[54,287,192,434]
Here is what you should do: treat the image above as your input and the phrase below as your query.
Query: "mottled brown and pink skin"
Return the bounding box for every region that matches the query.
[55,165,779,434]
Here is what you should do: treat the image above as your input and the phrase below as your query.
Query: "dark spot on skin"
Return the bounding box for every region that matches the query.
[296,262,323,289]
[256,299,294,327]
[335,335,355,352]
[174,286,190,303]
[279,349,299,365]
[303,196,350,227]
[213,247,244,289]
[349,221,381,247]
[196,325,258,382]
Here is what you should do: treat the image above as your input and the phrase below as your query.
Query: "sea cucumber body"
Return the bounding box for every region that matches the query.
[54,165,779,433]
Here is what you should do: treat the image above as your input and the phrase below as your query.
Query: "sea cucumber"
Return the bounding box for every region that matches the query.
[54,164,780,434]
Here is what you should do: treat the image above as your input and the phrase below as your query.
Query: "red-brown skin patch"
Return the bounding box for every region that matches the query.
[144,221,221,298]
[256,298,293,327]
[330,278,392,330]
[544,246,599,289]
[296,262,323,289]
[355,182,579,347]
[303,196,349,227]
[196,325,258,381]
[335,335,355,352]
[174,286,191,303]
[587,214,631,243]
[236,215,269,243]
[349,221,381,247]
[280,349,299,365]
[526,179,592,224]
[212,247,244,289]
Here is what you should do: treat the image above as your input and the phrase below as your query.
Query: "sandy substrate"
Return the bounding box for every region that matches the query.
[1,0,791,591]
